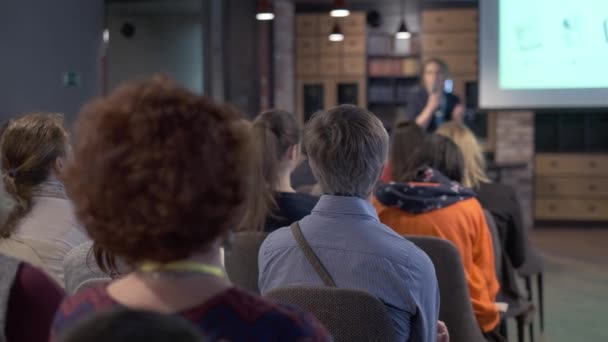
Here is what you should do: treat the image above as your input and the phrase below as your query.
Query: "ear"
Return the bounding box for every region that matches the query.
[287,144,299,162]
[54,156,66,175]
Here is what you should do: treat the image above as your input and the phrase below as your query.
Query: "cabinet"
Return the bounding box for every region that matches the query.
[295,12,367,122]
[535,153,608,221]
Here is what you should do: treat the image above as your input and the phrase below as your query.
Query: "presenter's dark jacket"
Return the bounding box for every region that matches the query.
[405,87,461,132]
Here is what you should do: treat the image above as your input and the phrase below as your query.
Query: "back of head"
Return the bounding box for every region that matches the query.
[389,120,427,182]
[245,110,300,231]
[59,309,206,342]
[0,113,68,237]
[251,109,300,191]
[436,122,489,188]
[401,134,465,183]
[304,104,388,198]
[65,76,252,266]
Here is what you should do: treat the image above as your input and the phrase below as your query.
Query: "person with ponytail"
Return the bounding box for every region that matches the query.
[0,152,65,342]
[249,110,318,232]
[0,113,88,285]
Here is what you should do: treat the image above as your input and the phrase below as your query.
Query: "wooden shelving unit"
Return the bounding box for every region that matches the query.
[295,12,367,124]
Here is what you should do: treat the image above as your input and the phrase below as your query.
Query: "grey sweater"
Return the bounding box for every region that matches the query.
[62,242,112,295]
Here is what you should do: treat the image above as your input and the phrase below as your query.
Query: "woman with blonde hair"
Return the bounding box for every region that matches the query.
[0,113,89,284]
[436,122,527,293]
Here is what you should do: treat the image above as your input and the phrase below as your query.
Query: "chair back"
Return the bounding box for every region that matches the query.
[224,232,268,294]
[406,236,487,342]
[483,209,503,282]
[266,286,395,342]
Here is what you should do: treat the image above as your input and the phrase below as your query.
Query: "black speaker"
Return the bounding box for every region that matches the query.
[121,22,136,39]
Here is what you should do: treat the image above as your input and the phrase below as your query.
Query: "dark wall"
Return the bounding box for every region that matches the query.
[0,0,104,123]
[224,0,259,117]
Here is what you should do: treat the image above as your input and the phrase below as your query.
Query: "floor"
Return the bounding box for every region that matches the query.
[512,228,608,342]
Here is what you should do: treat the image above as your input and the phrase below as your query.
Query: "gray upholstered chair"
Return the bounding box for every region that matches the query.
[265,286,395,342]
[484,210,536,342]
[406,236,488,342]
[224,232,268,294]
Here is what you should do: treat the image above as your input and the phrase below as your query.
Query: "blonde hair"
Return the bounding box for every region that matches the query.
[436,122,490,188]
[0,113,68,237]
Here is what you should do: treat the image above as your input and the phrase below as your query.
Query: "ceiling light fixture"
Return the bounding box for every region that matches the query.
[256,0,274,21]
[330,0,350,18]
[396,0,411,39]
[329,22,345,42]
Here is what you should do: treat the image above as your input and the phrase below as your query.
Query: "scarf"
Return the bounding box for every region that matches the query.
[31,180,67,200]
[375,167,475,214]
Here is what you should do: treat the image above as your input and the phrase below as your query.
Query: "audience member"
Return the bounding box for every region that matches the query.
[381,120,427,182]
[249,110,318,232]
[58,309,206,342]
[373,134,502,339]
[259,104,440,342]
[0,165,64,342]
[436,122,527,297]
[0,113,88,284]
[51,76,329,341]
[404,58,464,132]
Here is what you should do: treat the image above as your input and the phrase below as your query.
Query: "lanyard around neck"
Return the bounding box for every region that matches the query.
[139,261,225,279]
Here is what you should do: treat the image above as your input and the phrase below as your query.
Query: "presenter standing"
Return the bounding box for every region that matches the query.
[405,58,465,132]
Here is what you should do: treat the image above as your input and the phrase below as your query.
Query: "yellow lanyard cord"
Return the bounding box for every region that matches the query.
[139,261,225,279]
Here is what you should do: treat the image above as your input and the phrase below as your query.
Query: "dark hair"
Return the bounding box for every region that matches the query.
[304,105,388,198]
[0,113,68,237]
[243,110,301,231]
[423,57,450,77]
[58,309,206,342]
[64,76,253,265]
[400,134,464,183]
[390,120,427,183]
[91,242,119,277]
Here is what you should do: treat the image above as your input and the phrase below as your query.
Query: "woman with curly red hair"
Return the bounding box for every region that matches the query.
[51,76,329,341]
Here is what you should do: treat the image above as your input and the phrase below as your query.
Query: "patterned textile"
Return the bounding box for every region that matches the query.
[375,167,475,214]
[31,180,67,199]
[51,285,330,341]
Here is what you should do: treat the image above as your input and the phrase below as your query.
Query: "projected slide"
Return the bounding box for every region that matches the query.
[499,0,608,89]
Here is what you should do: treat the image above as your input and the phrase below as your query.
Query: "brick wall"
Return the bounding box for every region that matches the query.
[494,111,535,229]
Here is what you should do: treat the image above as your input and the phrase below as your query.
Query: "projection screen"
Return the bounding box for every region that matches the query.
[479,0,608,109]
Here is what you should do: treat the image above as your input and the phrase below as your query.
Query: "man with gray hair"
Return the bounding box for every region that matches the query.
[258,105,440,342]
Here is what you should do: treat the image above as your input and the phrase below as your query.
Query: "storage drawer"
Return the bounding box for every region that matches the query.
[343,35,366,55]
[430,54,477,74]
[535,199,608,220]
[297,58,319,76]
[319,16,335,35]
[536,154,608,175]
[296,14,318,36]
[422,32,478,53]
[422,9,478,32]
[343,13,366,34]
[536,177,608,198]
[297,36,319,56]
[342,57,365,76]
[319,56,341,76]
[319,35,343,56]
[402,58,421,76]
[296,36,319,56]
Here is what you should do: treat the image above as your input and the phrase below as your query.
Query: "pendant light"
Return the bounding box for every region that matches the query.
[329,22,344,42]
[256,0,274,21]
[396,0,411,39]
[330,0,350,18]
